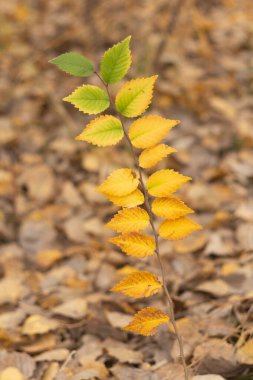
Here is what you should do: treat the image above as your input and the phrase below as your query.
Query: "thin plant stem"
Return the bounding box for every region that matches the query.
[95,71,188,380]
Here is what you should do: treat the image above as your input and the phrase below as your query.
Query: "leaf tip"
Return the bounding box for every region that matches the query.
[104,222,111,229]
[74,134,83,141]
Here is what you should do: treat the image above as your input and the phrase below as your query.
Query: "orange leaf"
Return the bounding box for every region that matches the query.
[124,307,169,336]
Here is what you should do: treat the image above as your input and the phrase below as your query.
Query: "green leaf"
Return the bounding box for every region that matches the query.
[49,52,94,77]
[100,36,131,84]
[75,115,123,146]
[115,76,158,118]
[64,85,110,115]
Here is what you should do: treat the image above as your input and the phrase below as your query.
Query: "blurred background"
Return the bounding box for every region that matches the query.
[0,1,253,379]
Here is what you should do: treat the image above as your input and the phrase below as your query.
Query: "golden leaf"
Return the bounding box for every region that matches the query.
[152,196,194,220]
[97,168,139,197]
[124,307,169,336]
[110,232,155,257]
[146,169,191,197]
[159,217,202,240]
[139,144,177,168]
[106,207,149,233]
[111,271,161,298]
[106,189,144,208]
[129,116,179,149]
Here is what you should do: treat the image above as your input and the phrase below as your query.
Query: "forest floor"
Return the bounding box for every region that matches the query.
[1,1,253,379]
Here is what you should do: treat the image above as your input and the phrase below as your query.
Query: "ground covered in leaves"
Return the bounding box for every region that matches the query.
[1,1,253,379]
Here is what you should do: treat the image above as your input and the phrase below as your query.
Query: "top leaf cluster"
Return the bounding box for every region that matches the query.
[50,36,157,120]
[49,36,131,82]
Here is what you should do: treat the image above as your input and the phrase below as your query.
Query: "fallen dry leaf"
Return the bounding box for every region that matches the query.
[36,249,63,269]
[204,233,235,257]
[22,314,60,335]
[193,339,241,377]
[19,220,57,254]
[0,277,28,306]
[236,223,253,250]
[21,333,57,354]
[62,215,89,243]
[196,279,231,297]
[105,311,132,328]
[0,351,35,378]
[170,317,203,360]
[77,334,103,364]
[34,348,69,362]
[41,362,59,380]
[111,365,157,380]
[75,361,108,379]
[52,298,87,319]
[105,338,143,364]
[235,200,253,222]
[236,339,253,364]
[61,181,83,207]
[0,309,26,330]
[18,164,56,203]
[173,232,208,254]
[0,170,14,196]
[0,367,24,380]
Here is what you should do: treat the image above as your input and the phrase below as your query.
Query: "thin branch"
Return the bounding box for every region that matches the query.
[95,75,189,380]
[121,120,189,380]
[58,350,76,372]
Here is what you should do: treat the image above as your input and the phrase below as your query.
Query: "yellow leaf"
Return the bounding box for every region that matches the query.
[107,189,144,208]
[110,232,155,257]
[152,196,194,220]
[97,168,139,197]
[106,207,149,233]
[115,76,157,117]
[146,169,191,197]
[111,271,161,298]
[75,115,123,146]
[139,144,177,168]
[159,217,202,240]
[129,116,179,149]
[124,307,169,336]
